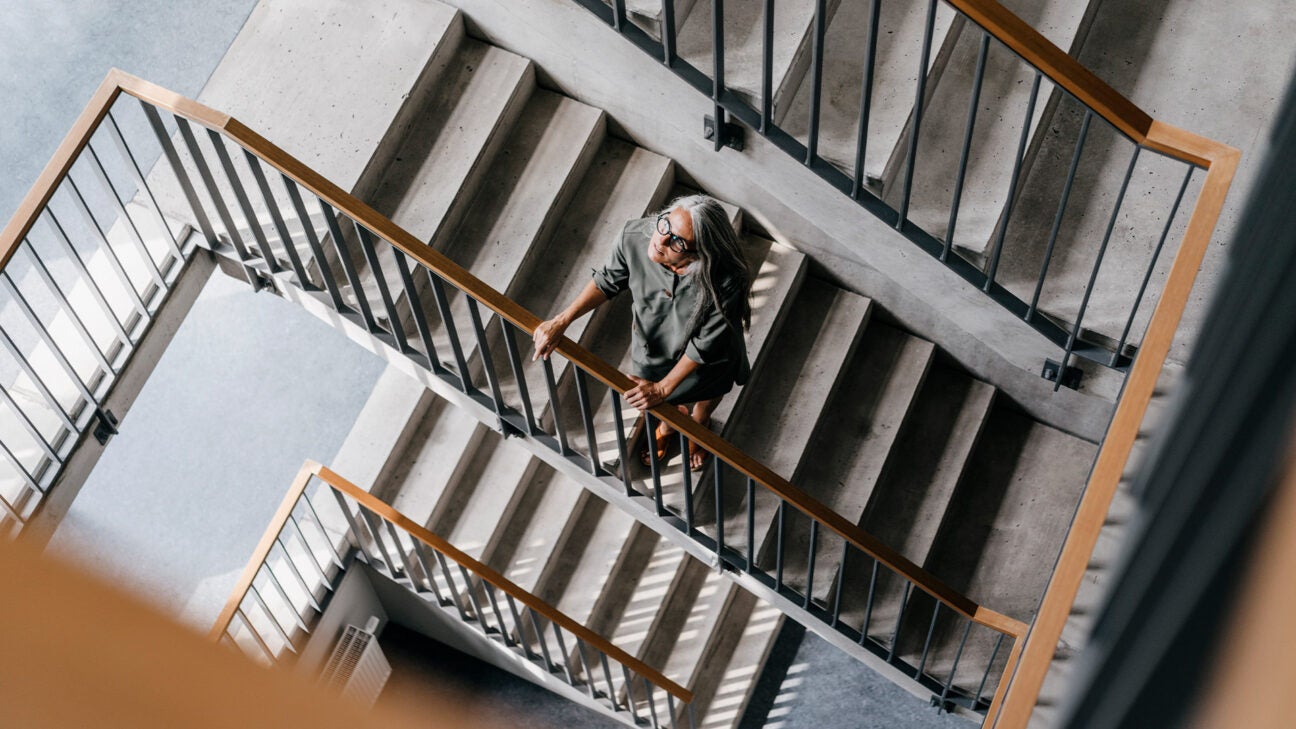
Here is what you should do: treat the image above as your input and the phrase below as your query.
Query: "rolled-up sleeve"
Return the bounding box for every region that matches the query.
[591,230,630,300]
[684,279,743,365]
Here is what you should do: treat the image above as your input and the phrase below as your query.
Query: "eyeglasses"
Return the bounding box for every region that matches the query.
[655,213,694,254]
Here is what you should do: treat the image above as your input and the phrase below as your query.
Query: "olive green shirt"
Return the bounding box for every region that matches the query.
[592,218,749,400]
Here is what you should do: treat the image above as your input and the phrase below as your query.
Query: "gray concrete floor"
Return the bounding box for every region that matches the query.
[3,1,973,727]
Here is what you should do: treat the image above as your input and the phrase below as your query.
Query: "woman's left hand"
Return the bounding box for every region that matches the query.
[625,376,670,411]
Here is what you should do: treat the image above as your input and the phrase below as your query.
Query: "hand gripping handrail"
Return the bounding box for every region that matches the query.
[210,460,693,705]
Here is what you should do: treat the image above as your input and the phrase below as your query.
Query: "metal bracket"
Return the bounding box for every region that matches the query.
[1042,359,1083,390]
[93,409,119,446]
[247,267,276,293]
[497,416,526,439]
[704,115,745,151]
[930,695,956,713]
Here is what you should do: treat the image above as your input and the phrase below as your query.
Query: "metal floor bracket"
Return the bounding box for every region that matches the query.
[93,409,119,446]
[704,115,745,151]
[1043,359,1083,390]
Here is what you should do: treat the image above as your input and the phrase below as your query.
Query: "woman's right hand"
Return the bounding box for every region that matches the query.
[533,317,569,361]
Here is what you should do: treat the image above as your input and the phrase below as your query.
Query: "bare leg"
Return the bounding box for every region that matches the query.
[687,396,723,469]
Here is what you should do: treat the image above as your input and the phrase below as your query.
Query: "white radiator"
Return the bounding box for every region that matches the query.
[319,617,391,709]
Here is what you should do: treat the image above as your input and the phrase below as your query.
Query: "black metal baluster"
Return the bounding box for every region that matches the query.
[244,151,310,286]
[1027,110,1092,321]
[711,0,726,152]
[327,488,376,563]
[506,595,533,657]
[552,623,575,683]
[624,666,645,725]
[859,558,880,645]
[530,610,555,672]
[805,0,827,164]
[0,383,60,464]
[612,0,626,30]
[391,250,442,370]
[600,653,619,709]
[1112,164,1195,365]
[105,111,183,259]
[667,694,679,729]
[285,515,333,588]
[83,142,167,288]
[745,477,756,573]
[412,541,448,603]
[357,505,401,575]
[235,608,275,662]
[383,521,419,579]
[353,222,408,348]
[173,117,252,262]
[139,103,218,248]
[574,369,603,475]
[576,638,597,698]
[916,601,940,677]
[646,413,666,515]
[459,566,490,629]
[985,71,1042,291]
[0,491,25,524]
[804,519,818,609]
[943,32,990,261]
[851,0,883,198]
[282,177,348,311]
[207,130,279,271]
[501,321,537,434]
[429,272,472,392]
[679,431,694,531]
[261,566,309,633]
[775,500,787,589]
[0,327,77,432]
[760,0,775,133]
[64,175,149,317]
[24,245,118,373]
[888,582,913,662]
[611,391,634,495]
[467,298,508,421]
[1055,146,1140,386]
[435,551,470,620]
[832,542,848,626]
[975,633,1006,708]
[483,585,510,641]
[896,0,939,229]
[319,202,378,330]
[42,210,134,344]
[939,621,973,706]
[714,464,725,562]
[248,584,296,653]
[661,0,678,66]
[542,358,568,453]
[300,493,346,569]
[0,439,40,496]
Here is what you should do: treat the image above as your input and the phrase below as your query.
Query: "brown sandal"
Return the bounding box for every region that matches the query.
[687,417,713,471]
[640,422,673,466]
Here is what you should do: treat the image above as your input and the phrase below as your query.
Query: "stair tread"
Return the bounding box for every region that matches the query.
[861,363,996,568]
[693,594,784,729]
[196,0,463,196]
[440,89,606,293]
[493,468,587,593]
[432,431,538,561]
[376,38,536,246]
[542,495,639,626]
[608,534,691,659]
[384,398,485,525]
[726,279,871,481]
[639,561,736,688]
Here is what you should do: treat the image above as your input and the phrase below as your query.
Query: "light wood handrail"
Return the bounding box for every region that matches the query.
[210,460,693,704]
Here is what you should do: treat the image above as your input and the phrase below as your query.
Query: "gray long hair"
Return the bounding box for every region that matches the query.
[666,194,752,336]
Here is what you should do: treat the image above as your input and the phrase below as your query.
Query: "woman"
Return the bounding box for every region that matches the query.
[532,194,752,470]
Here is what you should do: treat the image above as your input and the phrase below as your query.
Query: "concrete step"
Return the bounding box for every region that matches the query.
[187,0,465,207]
[331,365,437,495]
[774,320,936,600]
[715,280,870,552]
[629,560,734,704]
[541,492,640,626]
[778,0,957,186]
[675,0,836,117]
[380,396,486,526]
[888,0,1092,255]
[427,429,540,561]
[488,467,587,593]
[607,531,691,660]
[373,38,536,248]
[860,363,996,569]
[691,593,784,729]
[622,0,703,41]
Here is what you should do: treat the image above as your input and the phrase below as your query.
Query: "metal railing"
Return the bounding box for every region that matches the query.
[572,0,1215,380]
[211,461,693,726]
[0,70,1029,719]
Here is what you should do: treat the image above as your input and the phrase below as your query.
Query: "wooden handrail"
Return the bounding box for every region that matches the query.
[989,132,1240,727]
[210,460,692,703]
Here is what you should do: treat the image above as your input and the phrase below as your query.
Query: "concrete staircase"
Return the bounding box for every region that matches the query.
[170,0,1103,723]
